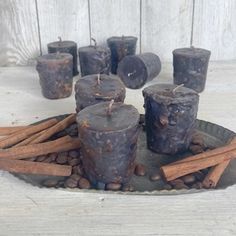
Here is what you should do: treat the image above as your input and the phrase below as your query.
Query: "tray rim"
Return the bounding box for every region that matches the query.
[12,117,236,196]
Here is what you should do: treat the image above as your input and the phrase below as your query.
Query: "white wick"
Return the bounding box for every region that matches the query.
[128,70,136,77]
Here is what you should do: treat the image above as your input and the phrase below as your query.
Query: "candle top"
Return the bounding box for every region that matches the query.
[75,74,125,98]
[48,40,76,48]
[143,84,199,104]
[37,53,72,63]
[107,36,137,43]
[77,102,139,132]
[173,47,211,57]
[79,45,110,53]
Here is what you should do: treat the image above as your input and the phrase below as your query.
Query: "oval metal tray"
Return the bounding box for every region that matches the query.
[12,115,236,195]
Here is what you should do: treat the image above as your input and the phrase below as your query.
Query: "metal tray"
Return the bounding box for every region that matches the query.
[12,115,236,195]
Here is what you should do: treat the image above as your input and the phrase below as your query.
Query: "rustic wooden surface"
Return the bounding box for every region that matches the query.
[37,0,90,54]
[0,62,236,235]
[1,0,236,65]
[193,0,236,60]
[0,0,40,66]
[89,0,141,52]
[141,0,193,61]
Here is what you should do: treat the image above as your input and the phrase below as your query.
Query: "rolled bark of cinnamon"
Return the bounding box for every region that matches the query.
[29,114,76,144]
[202,137,236,188]
[0,118,58,149]
[0,136,80,160]
[0,126,27,136]
[161,149,236,181]
[0,158,71,176]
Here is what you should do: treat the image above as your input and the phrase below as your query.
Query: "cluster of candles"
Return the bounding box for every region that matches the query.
[36,36,211,189]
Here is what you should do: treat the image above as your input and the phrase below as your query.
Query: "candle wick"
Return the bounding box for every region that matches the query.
[107,99,114,116]
[172,84,184,94]
[128,70,136,77]
[91,38,97,48]
[97,74,101,85]
[56,51,60,58]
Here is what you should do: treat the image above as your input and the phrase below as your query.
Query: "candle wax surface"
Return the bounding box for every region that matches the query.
[47,40,76,48]
[77,102,139,132]
[37,53,72,63]
[173,47,211,57]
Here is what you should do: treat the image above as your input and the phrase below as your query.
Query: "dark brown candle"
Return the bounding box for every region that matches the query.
[173,47,211,93]
[36,53,73,99]
[74,74,126,112]
[107,36,137,74]
[117,53,161,89]
[143,84,199,155]
[77,101,140,188]
[78,39,111,76]
[48,38,78,76]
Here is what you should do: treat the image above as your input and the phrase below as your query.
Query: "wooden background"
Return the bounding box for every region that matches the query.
[0,0,236,66]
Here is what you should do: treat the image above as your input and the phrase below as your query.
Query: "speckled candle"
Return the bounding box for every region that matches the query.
[36,53,73,99]
[173,47,211,93]
[77,102,140,188]
[143,84,199,155]
[74,74,126,112]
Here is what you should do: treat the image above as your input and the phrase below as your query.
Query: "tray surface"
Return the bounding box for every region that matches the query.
[12,115,236,195]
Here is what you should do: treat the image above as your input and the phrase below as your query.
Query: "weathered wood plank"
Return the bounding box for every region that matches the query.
[193,0,236,60]
[142,0,193,61]
[37,0,90,54]
[0,0,40,66]
[89,0,141,52]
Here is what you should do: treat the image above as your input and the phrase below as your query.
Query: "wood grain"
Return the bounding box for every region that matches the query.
[0,0,40,66]
[193,0,236,60]
[0,62,236,235]
[141,0,193,61]
[89,0,141,52]
[37,0,90,54]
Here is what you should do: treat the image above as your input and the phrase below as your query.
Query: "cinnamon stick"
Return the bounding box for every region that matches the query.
[30,114,76,144]
[172,141,236,165]
[0,136,80,160]
[0,158,71,176]
[14,130,46,147]
[202,137,236,188]
[161,149,236,181]
[0,126,27,136]
[202,160,230,188]
[0,118,58,149]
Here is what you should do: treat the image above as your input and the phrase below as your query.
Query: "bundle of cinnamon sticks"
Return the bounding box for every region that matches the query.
[0,114,80,177]
[161,137,236,188]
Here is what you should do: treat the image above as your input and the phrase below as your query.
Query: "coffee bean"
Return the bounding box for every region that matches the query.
[68,158,80,166]
[122,185,134,192]
[193,171,205,181]
[174,183,189,190]
[26,157,37,162]
[56,152,68,164]
[64,178,78,188]
[169,179,184,186]
[42,156,53,163]
[70,174,81,182]
[72,165,84,176]
[181,174,196,184]
[106,183,121,191]
[42,179,58,187]
[192,181,203,189]
[78,178,91,189]
[48,153,58,161]
[191,134,205,147]
[36,155,47,162]
[150,172,161,181]
[189,144,204,155]
[134,163,146,176]
[163,184,172,190]
[69,150,80,158]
